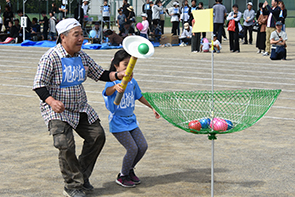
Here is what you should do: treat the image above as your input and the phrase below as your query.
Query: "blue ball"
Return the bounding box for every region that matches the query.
[199,118,211,129]
[89,30,97,38]
[225,120,233,130]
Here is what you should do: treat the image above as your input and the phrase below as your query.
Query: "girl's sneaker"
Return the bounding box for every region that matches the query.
[129,169,141,184]
[116,174,136,188]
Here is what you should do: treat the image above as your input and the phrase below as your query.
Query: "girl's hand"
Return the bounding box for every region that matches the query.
[114,83,124,93]
[153,108,160,119]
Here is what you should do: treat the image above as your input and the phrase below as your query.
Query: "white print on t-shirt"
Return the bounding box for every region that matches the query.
[119,91,135,109]
[63,64,85,83]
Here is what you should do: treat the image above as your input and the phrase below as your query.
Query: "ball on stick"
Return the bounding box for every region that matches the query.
[138,43,149,55]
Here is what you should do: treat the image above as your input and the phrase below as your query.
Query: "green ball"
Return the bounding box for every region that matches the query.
[138,43,149,55]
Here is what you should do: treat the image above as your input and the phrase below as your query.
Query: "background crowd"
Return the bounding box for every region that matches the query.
[0,0,288,59]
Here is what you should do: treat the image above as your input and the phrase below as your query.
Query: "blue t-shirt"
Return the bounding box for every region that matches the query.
[117,14,126,26]
[102,78,143,133]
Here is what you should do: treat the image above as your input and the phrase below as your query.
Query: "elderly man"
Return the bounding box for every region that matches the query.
[270,21,287,60]
[33,18,126,197]
[179,22,192,46]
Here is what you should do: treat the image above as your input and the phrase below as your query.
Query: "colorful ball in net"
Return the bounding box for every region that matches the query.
[210,118,227,131]
[199,118,211,129]
[138,43,149,55]
[225,119,233,130]
[188,120,202,133]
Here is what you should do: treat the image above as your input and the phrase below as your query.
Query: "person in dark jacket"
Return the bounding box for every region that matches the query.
[40,11,49,40]
[142,0,152,28]
[278,1,287,32]
[262,0,281,56]
[17,9,32,40]
[3,5,14,29]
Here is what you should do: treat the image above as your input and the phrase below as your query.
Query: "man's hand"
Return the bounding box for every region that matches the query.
[45,96,65,113]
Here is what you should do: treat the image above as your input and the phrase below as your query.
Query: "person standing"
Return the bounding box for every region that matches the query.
[188,0,197,26]
[122,0,130,22]
[17,9,32,40]
[117,8,126,35]
[139,13,149,39]
[152,0,163,29]
[40,11,49,40]
[3,5,14,29]
[6,0,12,10]
[59,3,68,19]
[142,0,152,28]
[180,0,190,30]
[262,0,281,56]
[197,2,206,38]
[243,2,255,45]
[101,0,111,29]
[227,4,242,53]
[191,19,200,53]
[167,1,180,35]
[102,49,160,188]
[278,1,287,32]
[256,3,268,54]
[33,18,127,197]
[48,12,57,41]
[159,6,165,34]
[213,0,227,43]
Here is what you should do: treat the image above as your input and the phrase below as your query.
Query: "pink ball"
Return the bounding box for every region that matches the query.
[136,22,143,31]
[210,118,227,131]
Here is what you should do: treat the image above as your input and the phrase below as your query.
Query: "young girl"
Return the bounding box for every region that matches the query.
[102,49,160,188]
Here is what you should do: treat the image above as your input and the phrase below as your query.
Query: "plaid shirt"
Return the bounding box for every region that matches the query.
[33,44,105,129]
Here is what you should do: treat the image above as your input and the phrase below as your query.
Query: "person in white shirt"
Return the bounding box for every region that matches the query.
[82,0,89,16]
[210,34,222,53]
[101,0,111,29]
[243,2,255,45]
[179,22,192,46]
[139,13,149,39]
[270,21,287,60]
[180,0,190,30]
[167,1,180,35]
[227,4,242,53]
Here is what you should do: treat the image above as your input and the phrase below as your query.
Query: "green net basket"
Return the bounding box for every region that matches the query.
[142,89,281,137]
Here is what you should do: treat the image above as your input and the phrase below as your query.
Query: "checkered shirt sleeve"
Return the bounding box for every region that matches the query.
[33,44,105,129]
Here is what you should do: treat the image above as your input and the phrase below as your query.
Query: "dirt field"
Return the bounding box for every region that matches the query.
[0,28,295,197]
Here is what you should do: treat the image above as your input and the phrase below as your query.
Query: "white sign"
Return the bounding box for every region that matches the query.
[21,17,27,28]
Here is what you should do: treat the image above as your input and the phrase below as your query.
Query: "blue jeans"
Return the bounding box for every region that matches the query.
[140,33,148,39]
[270,46,286,60]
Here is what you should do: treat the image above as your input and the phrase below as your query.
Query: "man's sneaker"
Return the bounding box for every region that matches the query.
[116,173,136,188]
[83,179,94,191]
[129,169,141,184]
[223,38,227,41]
[257,50,261,54]
[63,187,86,197]
[262,52,269,56]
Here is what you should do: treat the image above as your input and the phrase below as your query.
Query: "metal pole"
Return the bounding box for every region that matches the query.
[210,31,215,197]
[211,139,214,197]
[23,0,25,42]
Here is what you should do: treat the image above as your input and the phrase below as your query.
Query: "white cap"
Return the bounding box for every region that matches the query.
[173,2,177,6]
[56,18,81,43]
[141,13,147,17]
[247,2,253,6]
[83,0,89,2]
